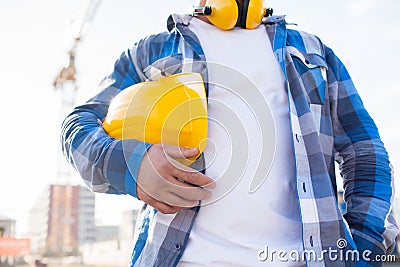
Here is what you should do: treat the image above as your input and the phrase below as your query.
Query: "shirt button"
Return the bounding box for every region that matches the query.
[174,243,182,250]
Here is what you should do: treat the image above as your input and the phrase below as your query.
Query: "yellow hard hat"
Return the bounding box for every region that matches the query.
[102,72,208,166]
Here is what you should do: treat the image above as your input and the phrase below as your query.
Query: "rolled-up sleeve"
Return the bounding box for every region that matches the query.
[327,46,398,262]
[61,48,151,198]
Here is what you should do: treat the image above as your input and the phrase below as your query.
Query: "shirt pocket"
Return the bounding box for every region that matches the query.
[142,53,183,81]
[288,46,328,105]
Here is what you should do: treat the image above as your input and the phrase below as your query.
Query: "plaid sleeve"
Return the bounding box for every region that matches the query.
[61,48,152,198]
[327,46,398,263]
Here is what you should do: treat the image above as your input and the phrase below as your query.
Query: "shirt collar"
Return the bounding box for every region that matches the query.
[167,14,192,32]
[167,13,287,32]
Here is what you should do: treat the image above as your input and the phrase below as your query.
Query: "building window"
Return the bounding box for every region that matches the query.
[0,227,4,237]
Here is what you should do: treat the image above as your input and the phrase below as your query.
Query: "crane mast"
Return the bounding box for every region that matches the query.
[54,0,102,183]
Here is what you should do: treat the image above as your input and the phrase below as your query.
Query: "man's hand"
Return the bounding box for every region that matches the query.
[137,144,215,214]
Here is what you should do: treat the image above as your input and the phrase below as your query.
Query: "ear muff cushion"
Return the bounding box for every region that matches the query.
[207,0,240,30]
[245,0,265,29]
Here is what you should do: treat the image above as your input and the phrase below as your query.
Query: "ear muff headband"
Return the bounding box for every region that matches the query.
[238,0,250,28]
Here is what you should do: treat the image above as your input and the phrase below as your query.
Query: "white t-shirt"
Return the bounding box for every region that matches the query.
[178,18,304,266]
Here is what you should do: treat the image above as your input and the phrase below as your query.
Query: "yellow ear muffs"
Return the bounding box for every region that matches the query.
[193,0,240,30]
[241,0,267,29]
[192,0,269,30]
[102,72,208,166]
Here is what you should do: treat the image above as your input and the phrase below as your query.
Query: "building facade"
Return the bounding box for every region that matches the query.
[80,209,139,266]
[28,185,95,256]
[0,216,15,238]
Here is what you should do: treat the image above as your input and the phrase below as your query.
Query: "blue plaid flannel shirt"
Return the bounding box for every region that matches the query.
[61,14,398,266]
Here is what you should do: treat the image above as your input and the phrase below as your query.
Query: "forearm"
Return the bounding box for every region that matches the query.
[338,139,396,255]
[60,47,150,197]
[61,102,151,197]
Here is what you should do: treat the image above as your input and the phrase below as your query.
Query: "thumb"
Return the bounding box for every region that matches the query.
[162,144,199,159]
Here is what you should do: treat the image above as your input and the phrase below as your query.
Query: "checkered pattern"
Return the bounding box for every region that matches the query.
[61,14,397,267]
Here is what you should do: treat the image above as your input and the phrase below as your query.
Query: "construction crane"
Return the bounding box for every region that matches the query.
[54,0,102,182]
[41,0,103,259]
[53,0,102,91]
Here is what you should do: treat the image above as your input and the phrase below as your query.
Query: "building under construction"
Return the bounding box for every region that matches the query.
[28,185,96,257]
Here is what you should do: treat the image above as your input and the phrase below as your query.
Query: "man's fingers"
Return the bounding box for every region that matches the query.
[161,174,213,201]
[162,144,199,159]
[172,185,212,201]
[152,200,182,214]
[163,193,200,208]
[136,143,215,212]
[170,164,216,189]
[137,185,182,214]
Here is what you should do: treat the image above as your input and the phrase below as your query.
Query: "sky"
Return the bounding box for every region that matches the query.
[0,0,399,237]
